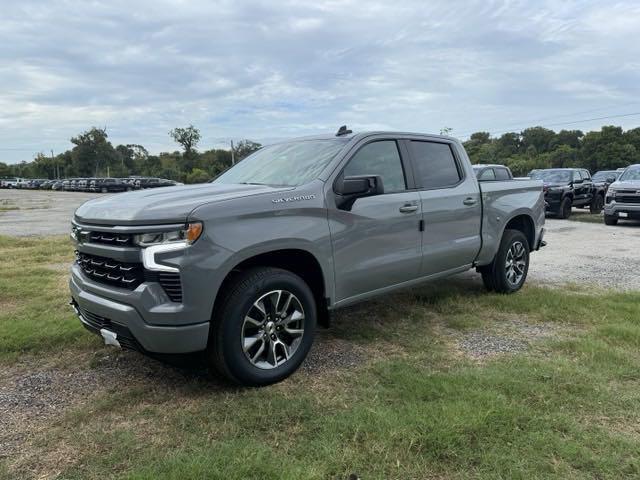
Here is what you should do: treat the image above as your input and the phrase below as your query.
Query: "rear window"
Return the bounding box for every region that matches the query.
[495,168,510,180]
[409,141,461,189]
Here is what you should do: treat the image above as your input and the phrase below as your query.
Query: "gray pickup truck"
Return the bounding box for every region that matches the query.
[604,164,640,225]
[70,129,545,385]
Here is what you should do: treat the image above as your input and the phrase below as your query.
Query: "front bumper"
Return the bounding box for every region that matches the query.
[69,268,209,354]
[604,201,640,219]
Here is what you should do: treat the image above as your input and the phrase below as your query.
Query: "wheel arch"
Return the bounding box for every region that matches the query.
[212,247,331,328]
[503,213,536,250]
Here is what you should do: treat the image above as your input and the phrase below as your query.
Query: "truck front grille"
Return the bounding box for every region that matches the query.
[75,251,183,302]
[88,231,133,246]
[76,251,143,289]
[616,195,640,204]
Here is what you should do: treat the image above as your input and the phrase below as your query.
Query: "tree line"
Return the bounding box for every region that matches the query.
[463,125,640,175]
[0,125,261,184]
[2,124,639,182]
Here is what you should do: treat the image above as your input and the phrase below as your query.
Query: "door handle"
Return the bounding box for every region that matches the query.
[463,197,477,206]
[399,204,418,213]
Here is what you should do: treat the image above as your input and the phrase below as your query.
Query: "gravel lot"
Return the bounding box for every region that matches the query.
[0,189,99,235]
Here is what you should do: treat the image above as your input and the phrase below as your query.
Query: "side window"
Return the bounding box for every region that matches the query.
[343,141,406,192]
[582,170,591,180]
[478,168,495,181]
[409,141,461,189]
[494,168,510,180]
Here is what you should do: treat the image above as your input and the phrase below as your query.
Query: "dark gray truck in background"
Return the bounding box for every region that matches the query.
[70,130,545,386]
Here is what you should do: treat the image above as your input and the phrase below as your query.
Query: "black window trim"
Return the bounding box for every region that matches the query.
[403,139,466,191]
[334,138,415,195]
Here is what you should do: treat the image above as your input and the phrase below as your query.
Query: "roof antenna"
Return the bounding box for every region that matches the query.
[336,125,352,136]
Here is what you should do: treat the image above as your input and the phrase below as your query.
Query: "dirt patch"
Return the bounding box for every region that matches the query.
[0,329,372,460]
[451,319,558,359]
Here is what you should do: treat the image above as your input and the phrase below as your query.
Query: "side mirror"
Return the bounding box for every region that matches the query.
[572,178,583,184]
[606,176,616,183]
[334,175,384,210]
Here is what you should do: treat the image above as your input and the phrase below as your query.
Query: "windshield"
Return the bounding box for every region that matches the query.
[214,139,348,187]
[530,170,571,183]
[592,171,618,182]
[619,167,640,181]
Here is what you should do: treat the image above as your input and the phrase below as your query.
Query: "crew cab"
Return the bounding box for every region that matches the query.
[604,164,640,225]
[69,129,545,386]
[529,168,605,218]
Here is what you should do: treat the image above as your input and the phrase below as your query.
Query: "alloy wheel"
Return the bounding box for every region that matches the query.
[241,290,305,369]
[505,241,526,286]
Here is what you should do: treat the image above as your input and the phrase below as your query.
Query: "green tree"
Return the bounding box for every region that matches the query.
[169,125,201,172]
[521,126,555,154]
[185,168,210,184]
[70,127,118,177]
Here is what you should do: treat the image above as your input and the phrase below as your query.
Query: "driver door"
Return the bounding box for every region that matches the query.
[328,140,422,303]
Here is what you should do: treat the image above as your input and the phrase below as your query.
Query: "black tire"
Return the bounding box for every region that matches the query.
[480,229,530,294]
[557,197,572,219]
[590,194,604,214]
[208,267,316,386]
[604,214,618,226]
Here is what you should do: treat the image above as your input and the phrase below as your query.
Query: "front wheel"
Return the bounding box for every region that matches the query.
[604,214,618,226]
[557,197,572,219]
[590,194,604,214]
[208,267,316,386]
[480,229,530,294]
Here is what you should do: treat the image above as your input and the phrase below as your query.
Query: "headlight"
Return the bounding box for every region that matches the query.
[608,189,617,197]
[134,222,203,247]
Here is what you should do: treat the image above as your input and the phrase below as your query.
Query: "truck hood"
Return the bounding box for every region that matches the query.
[74,183,293,225]
[611,180,640,190]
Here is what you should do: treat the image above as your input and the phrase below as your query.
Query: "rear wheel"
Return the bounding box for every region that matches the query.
[480,229,530,294]
[590,194,604,214]
[604,214,618,226]
[557,197,572,219]
[208,267,316,386]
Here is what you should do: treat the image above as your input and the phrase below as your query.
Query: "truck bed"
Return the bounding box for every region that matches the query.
[475,178,545,266]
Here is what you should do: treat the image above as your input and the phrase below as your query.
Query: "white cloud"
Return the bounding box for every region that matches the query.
[0,0,639,163]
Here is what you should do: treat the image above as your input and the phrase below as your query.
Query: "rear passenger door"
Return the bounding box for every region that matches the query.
[328,139,422,302]
[406,140,482,277]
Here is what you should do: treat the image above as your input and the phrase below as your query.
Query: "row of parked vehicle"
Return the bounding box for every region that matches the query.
[472,163,638,226]
[0,177,182,192]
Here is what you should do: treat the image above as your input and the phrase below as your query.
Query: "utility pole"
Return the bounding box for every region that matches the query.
[230,140,235,165]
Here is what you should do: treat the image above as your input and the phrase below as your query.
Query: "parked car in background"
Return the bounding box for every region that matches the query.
[592,170,620,193]
[70,129,545,386]
[137,177,181,189]
[90,178,131,193]
[51,180,64,191]
[529,168,605,219]
[1,178,25,188]
[604,164,640,225]
[472,164,513,181]
[26,179,48,189]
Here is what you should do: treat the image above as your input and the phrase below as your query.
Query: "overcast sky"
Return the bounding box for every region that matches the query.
[1,0,639,163]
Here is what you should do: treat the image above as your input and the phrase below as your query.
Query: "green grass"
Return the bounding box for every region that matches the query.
[2,236,640,479]
[0,235,90,360]
[565,210,604,223]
